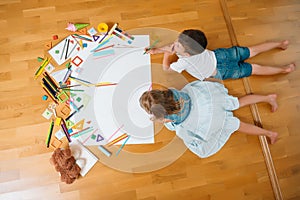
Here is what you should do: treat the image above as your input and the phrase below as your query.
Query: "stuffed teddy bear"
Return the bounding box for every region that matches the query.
[50,148,81,184]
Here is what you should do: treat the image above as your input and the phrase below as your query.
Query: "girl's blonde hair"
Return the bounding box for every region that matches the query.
[139,89,181,121]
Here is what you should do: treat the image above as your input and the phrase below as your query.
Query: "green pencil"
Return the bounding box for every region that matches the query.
[46,119,54,148]
[143,39,160,55]
[62,88,85,92]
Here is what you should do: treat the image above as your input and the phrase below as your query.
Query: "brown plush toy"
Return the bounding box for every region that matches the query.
[50,148,81,184]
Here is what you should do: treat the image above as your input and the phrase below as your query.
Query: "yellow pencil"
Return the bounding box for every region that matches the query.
[106,133,128,147]
[34,57,51,79]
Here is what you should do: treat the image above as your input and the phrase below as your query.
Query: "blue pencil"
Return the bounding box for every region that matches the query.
[116,135,130,156]
[69,76,92,84]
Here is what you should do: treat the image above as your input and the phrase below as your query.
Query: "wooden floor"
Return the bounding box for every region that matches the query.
[0,0,299,199]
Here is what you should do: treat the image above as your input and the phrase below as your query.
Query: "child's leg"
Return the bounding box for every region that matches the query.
[248,40,289,58]
[238,94,278,112]
[238,121,278,144]
[251,63,296,75]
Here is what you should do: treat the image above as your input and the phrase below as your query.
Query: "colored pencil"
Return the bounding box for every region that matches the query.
[116,135,130,156]
[62,68,72,83]
[82,129,98,144]
[59,84,80,89]
[46,119,54,148]
[60,39,67,60]
[69,77,91,87]
[70,127,90,137]
[62,88,84,92]
[73,128,94,138]
[92,37,112,52]
[61,122,71,142]
[106,124,124,142]
[94,44,114,52]
[42,79,57,99]
[34,57,51,79]
[65,39,70,59]
[143,39,160,54]
[41,85,58,103]
[68,99,79,112]
[69,76,92,84]
[67,41,78,58]
[65,104,84,121]
[73,34,93,42]
[97,32,108,44]
[94,83,117,87]
[44,72,59,89]
[106,133,128,147]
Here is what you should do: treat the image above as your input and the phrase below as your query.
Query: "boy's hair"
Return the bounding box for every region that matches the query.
[139,89,181,121]
[178,29,207,55]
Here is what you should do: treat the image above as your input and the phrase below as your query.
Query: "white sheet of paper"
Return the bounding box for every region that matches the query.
[70,35,154,145]
[69,140,98,177]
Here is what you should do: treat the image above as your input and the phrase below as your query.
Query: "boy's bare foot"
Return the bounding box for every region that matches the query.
[268,131,279,144]
[282,63,296,73]
[268,94,278,112]
[279,40,289,50]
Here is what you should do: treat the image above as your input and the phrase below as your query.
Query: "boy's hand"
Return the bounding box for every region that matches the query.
[144,47,157,54]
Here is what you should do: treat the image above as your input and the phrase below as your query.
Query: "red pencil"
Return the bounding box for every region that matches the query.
[94,44,114,52]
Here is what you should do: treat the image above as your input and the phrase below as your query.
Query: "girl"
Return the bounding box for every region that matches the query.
[139,81,278,158]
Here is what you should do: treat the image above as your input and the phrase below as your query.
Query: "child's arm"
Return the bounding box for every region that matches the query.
[203,77,223,83]
[162,52,175,71]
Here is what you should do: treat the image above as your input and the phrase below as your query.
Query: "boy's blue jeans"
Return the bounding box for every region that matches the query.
[213,46,252,80]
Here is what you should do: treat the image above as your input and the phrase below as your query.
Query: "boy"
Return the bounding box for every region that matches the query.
[147,29,295,80]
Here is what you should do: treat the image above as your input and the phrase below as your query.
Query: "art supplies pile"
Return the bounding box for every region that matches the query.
[34,22,153,179]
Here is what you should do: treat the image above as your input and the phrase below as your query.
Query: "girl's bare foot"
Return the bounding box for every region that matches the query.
[279,40,289,50]
[282,63,296,73]
[268,94,278,112]
[268,131,279,144]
